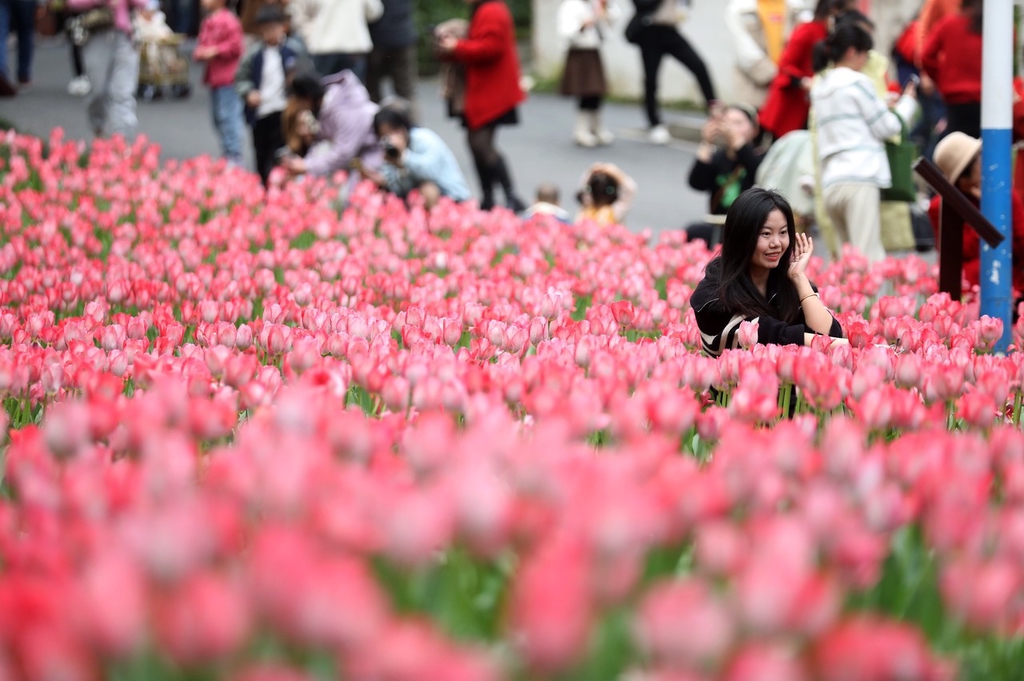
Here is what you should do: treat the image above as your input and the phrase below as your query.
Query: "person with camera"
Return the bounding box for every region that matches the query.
[280,70,383,180]
[576,162,637,226]
[684,103,766,247]
[358,107,471,208]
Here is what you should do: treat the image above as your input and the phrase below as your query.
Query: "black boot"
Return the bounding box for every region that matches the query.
[492,157,524,213]
[475,162,496,211]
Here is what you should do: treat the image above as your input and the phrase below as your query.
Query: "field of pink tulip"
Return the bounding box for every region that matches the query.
[3,129,1024,680]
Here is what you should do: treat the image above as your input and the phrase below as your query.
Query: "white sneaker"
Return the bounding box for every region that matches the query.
[68,76,92,97]
[648,124,671,145]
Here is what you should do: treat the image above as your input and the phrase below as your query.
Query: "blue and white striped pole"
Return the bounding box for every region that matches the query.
[980,0,1015,351]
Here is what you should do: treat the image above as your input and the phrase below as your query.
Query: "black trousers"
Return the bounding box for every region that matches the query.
[943,102,981,140]
[252,111,284,187]
[636,25,716,126]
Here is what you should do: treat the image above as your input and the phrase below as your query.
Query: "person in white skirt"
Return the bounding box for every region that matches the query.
[557,0,620,147]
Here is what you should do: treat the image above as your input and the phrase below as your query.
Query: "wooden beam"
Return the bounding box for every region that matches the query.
[939,200,964,299]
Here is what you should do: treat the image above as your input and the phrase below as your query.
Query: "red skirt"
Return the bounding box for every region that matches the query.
[560,48,606,98]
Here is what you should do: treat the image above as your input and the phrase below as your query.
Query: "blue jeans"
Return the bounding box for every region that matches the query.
[0,0,35,82]
[210,84,244,165]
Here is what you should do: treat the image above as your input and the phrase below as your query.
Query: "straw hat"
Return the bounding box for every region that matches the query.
[933,132,982,185]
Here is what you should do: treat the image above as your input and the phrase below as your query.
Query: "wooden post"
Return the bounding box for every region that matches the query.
[938,200,964,300]
[913,157,1004,299]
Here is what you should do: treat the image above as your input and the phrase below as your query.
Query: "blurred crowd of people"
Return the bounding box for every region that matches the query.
[1,0,1020,282]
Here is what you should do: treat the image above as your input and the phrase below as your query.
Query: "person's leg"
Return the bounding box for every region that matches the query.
[210,85,240,162]
[82,32,116,135]
[106,32,140,140]
[222,88,245,165]
[822,185,851,246]
[573,95,598,147]
[392,45,418,110]
[365,48,384,102]
[71,41,85,78]
[663,29,716,108]
[11,0,33,84]
[638,31,665,129]
[253,114,273,185]
[0,0,13,94]
[347,54,367,84]
[834,183,885,262]
[485,126,523,211]
[467,124,498,209]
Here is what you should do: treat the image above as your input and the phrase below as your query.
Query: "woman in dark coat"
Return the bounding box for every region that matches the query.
[691,188,845,357]
[438,0,526,211]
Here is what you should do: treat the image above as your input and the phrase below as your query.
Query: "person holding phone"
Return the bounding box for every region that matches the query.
[810,21,918,262]
[684,103,766,247]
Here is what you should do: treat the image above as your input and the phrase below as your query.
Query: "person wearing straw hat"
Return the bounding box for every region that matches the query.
[928,131,1024,296]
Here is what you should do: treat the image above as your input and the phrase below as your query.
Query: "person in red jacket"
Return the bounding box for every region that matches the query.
[758,0,853,140]
[194,0,245,166]
[438,0,526,212]
[921,0,981,139]
[928,132,1024,296]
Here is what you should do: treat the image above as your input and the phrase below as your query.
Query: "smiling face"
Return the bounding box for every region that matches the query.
[749,209,791,277]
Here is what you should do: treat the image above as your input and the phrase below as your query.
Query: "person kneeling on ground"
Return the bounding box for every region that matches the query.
[576,162,637,226]
[362,107,471,208]
[684,103,766,247]
[691,187,846,357]
[929,132,1024,297]
[282,70,382,179]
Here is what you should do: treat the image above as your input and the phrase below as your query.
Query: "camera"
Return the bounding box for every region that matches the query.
[383,139,401,162]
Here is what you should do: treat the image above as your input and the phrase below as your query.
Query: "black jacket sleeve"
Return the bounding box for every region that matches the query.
[688,154,720,193]
[692,278,806,356]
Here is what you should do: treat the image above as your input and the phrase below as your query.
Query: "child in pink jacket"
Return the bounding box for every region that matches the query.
[195,0,245,165]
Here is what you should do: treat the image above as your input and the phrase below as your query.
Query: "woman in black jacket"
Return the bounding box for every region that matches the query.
[690,188,846,357]
[684,103,765,247]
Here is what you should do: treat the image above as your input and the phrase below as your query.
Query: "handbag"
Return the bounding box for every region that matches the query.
[881,113,916,203]
[67,6,115,47]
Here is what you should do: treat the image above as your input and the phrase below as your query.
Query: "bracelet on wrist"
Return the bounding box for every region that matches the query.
[800,292,819,303]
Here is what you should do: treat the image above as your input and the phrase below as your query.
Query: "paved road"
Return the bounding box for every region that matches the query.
[4,39,711,236]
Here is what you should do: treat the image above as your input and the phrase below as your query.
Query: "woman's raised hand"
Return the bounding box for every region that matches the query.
[788,232,813,281]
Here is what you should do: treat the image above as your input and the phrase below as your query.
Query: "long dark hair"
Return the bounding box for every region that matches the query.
[709,188,800,322]
[962,0,983,34]
[813,20,874,72]
[813,0,838,22]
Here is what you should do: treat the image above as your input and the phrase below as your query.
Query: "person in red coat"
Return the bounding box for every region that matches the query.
[920,0,982,139]
[438,0,526,212]
[758,0,850,140]
[928,132,1024,296]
